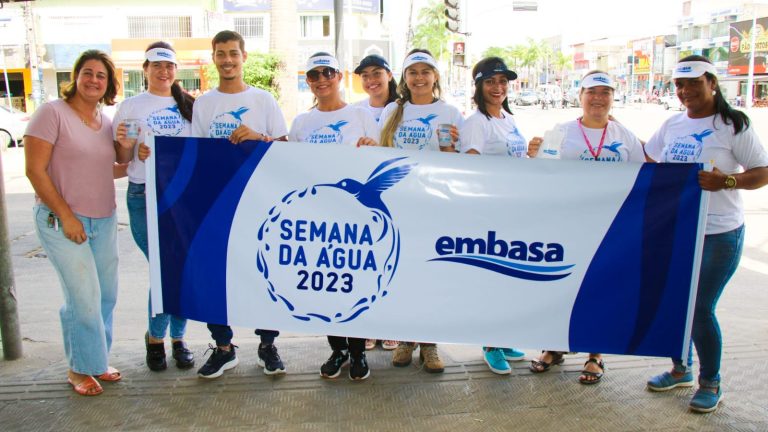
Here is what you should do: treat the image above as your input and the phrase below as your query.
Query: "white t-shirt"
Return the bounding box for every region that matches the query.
[113,92,192,184]
[353,99,387,123]
[646,113,768,234]
[288,104,379,146]
[191,87,288,139]
[379,100,464,151]
[460,110,527,157]
[559,119,646,163]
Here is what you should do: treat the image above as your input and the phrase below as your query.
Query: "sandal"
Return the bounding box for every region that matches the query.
[381,340,399,350]
[365,339,377,350]
[68,376,103,396]
[578,357,605,385]
[529,351,565,373]
[96,366,122,382]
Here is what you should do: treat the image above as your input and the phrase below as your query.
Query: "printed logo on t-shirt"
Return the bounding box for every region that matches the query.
[395,114,438,150]
[579,141,625,162]
[506,126,527,158]
[307,120,349,145]
[147,105,185,136]
[662,129,713,162]
[209,107,249,138]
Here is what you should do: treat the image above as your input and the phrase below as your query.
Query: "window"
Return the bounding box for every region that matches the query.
[300,15,330,38]
[127,16,192,38]
[234,16,264,39]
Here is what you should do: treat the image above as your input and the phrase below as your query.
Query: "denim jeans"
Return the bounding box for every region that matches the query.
[327,336,365,354]
[672,225,744,387]
[208,324,279,347]
[34,204,118,375]
[127,182,187,339]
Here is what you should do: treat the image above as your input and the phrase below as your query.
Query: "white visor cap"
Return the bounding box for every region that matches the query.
[145,48,178,64]
[581,73,615,89]
[672,61,718,79]
[306,55,341,72]
[402,52,439,72]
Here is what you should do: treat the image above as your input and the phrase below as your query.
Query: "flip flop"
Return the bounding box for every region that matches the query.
[68,376,103,396]
[578,357,605,385]
[96,366,122,382]
[529,351,565,373]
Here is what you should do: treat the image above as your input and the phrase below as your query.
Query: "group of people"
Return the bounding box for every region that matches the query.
[24,30,768,415]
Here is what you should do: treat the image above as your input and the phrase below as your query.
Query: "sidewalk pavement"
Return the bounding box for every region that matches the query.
[1,146,767,431]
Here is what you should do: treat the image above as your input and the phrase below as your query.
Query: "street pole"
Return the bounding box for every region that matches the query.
[23,2,42,109]
[0,150,23,360]
[746,5,757,109]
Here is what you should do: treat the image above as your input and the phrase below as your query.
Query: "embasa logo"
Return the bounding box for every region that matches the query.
[156,51,173,59]
[593,76,610,84]
[430,231,573,281]
[677,66,693,73]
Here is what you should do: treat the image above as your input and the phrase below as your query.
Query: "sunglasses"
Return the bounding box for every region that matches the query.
[306,67,338,82]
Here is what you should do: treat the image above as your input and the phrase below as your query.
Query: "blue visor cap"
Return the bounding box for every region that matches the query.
[474,62,518,83]
[354,54,391,74]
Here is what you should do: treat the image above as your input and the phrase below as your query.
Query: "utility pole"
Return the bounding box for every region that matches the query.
[746,4,757,109]
[0,150,23,360]
[23,1,42,109]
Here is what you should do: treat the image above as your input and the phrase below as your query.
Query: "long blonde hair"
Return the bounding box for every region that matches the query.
[380,49,442,148]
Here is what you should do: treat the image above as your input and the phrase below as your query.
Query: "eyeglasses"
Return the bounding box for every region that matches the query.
[306,67,338,82]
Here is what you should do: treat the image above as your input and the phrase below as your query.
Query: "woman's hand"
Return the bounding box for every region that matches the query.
[450,125,460,144]
[527,137,543,158]
[229,125,272,144]
[60,214,87,244]
[138,143,151,161]
[698,166,728,191]
[356,137,378,147]
[115,122,138,149]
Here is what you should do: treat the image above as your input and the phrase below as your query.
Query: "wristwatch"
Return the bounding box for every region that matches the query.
[724,175,737,190]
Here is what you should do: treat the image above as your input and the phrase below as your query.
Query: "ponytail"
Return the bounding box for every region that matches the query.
[171,81,195,122]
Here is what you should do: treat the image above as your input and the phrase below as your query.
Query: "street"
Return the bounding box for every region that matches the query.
[1,104,767,431]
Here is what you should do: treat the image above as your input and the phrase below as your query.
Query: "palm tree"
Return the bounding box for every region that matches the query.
[412,0,453,61]
[270,0,298,122]
[552,51,573,87]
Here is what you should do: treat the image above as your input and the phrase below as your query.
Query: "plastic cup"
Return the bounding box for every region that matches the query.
[437,123,453,148]
[124,119,140,141]
[539,126,565,159]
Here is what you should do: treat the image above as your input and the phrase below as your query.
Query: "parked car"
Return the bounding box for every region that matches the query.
[0,105,30,148]
[515,90,539,106]
[660,95,684,111]
[565,87,581,107]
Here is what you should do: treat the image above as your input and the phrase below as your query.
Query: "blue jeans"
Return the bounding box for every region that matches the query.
[127,182,187,339]
[34,204,118,375]
[672,225,744,387]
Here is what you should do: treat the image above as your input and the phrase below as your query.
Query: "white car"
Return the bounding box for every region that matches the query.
[661,95,684,111]
[0,105,30,148]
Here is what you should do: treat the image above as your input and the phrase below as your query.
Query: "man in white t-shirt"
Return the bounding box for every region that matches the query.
[192,30,288,379]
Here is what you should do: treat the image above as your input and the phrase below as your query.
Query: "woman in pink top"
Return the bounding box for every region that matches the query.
[24,50,133,396]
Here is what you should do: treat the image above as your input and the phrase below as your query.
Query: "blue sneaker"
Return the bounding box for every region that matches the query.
[483,348,511,375]
[501,347,526,362]
[647,371,694,391]
[689,386,723,413]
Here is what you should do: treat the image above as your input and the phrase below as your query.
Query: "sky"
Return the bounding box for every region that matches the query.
[389,0,682,58]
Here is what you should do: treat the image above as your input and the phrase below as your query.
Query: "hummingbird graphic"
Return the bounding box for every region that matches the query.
[327,120,349,132]
[319,157,416,218]
[228,107,249,121]
[416,114,438,126]
[690,129,714,143]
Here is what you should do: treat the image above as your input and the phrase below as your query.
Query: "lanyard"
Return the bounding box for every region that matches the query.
[577,118,608,160]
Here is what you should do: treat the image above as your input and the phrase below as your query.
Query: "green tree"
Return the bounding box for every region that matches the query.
[204,52,282,100]
[552,50,573,85]
[411,0,454,61]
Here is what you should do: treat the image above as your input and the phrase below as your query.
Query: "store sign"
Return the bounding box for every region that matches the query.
[727,18,768,75]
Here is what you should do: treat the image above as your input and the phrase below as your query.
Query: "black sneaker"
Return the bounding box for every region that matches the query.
[257,343,286,375]
[172,340,195,369]
[349,352,370,381]
[197,344,238,379]
[320,350,349,378]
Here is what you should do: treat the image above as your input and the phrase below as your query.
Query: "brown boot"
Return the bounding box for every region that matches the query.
[392,342,416,367]
[419,344,444,373]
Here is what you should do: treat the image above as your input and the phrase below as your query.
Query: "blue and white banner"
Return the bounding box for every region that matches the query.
[146,137,708,359]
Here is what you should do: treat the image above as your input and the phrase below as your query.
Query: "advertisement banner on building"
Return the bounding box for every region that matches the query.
[146,137,707,359]
[728,18,768,75]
